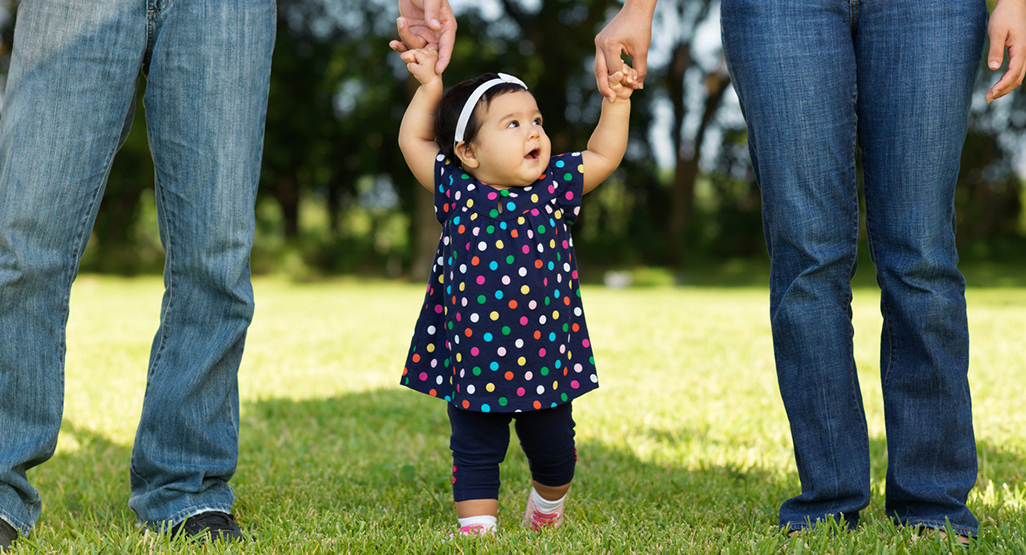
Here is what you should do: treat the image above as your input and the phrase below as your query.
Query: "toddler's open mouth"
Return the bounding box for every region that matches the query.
[525,148,540,161]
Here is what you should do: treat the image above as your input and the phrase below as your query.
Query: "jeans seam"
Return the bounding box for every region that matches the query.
[143,0,176,73]
[148,178,175,380]
[860,165,896,389]
[154,0,175,14]
[144,3,155,72]
[845,91,866,439]
[879,291,895,387]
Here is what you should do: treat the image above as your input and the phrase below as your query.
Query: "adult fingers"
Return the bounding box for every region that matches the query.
[434,6,457,73]
[396,17,429,50]
[993,44,1026,100]
[987,32,1026,101]
[630,48,649,87]
[434,29,454,73]
[422,0,442,30]
[988,31,1007,72]
[391,17,410,52]
[987,64,1019,101]
[594,45,616,101]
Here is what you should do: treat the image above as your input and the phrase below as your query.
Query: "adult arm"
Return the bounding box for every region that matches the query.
[593,0,657,102]
[986,0,1026,101]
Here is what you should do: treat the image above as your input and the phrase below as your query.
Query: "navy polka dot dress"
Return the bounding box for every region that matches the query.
[401,152,599,413]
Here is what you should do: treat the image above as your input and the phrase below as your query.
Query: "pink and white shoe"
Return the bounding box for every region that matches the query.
[522,491,564,530]
[449,524,492,538]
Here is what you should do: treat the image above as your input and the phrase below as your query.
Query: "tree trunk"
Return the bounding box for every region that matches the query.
[276,176,300,239]
[667,70,731,250]
[411,186,439,281]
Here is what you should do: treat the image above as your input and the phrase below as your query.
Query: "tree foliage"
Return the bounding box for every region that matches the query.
[0,0,1022,275]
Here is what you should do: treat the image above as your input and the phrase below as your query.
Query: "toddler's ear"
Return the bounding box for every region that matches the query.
[455,142,480,170]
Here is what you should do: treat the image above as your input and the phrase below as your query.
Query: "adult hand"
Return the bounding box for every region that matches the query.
[594,0,655,102]
[390,0,457,74]
[986,0,1026,102]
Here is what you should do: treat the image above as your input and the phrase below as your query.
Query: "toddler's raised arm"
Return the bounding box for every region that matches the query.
[398,48,444,191]
[581,66,636,193]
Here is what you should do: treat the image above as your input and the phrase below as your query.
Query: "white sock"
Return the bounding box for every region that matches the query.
[531,488,566,513]
[457,515,497,532]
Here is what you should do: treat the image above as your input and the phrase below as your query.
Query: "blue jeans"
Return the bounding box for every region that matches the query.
[721,0,985,536]
[0,0,275,534]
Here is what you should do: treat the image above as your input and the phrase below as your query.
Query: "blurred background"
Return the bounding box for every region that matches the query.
[1,0,1023,282]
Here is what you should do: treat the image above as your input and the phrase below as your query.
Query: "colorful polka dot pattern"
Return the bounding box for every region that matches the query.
[401,152,598,413]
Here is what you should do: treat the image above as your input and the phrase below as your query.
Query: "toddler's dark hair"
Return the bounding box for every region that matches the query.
[435,73,528,165]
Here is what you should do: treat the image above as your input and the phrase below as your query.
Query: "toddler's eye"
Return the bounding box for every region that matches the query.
[534,118,543,126]
[506,120,520,129]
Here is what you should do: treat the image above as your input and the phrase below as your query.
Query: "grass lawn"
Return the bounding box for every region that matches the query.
[10,270,1026,553]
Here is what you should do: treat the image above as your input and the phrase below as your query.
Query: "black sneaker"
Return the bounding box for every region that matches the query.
[0,519,17,553]
[171,511,247,543]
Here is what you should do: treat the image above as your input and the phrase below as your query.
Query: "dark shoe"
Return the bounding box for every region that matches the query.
[0,519,17,552]
[918,526,971,548]
[171,511,246,543]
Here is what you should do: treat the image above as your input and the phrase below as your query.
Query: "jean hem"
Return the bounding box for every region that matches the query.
[903,518,977,538]
[780,512,860,532]
[142,504,235,529]
[780,523,809,533]
[0,511,28,538]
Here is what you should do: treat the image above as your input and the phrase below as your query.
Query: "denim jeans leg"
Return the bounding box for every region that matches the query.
[722,0,870,530]
[855,1,986,537]
[0,0,145,535]
[125,0,275,526]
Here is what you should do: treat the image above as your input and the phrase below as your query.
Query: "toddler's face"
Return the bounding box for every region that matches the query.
[461,91,551,188]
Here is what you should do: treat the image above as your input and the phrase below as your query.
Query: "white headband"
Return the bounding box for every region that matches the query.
[453,73,528,148]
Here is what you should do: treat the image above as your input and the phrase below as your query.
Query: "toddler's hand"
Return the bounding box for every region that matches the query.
[606,61,637,102]
[400,46,440,85]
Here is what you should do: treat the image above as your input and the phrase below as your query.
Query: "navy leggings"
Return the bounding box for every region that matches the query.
[448,402,576,502]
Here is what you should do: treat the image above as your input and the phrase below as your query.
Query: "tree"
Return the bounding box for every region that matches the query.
[656,0,732,256]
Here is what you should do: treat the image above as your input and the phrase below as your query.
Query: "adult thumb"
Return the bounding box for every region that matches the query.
[631,49,649,83]
[423,0,442,29]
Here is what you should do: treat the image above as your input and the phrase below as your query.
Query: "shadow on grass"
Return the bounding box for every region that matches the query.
[231,388,1026,534]
[31,422,136,529]
[27,390,1026,549]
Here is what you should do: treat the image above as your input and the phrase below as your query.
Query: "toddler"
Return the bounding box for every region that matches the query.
[397,47,634,536]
